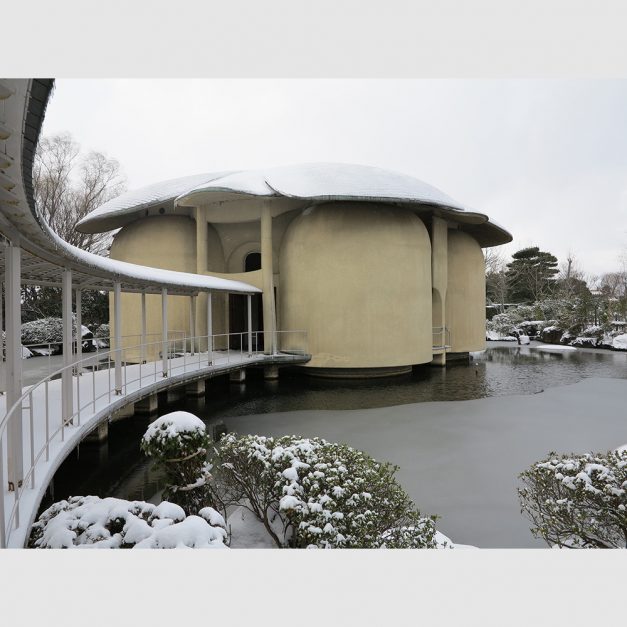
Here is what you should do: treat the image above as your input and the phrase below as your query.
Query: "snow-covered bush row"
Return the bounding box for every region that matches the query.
[518,450,627,548]
[141,411,213,516]
[21,317,92,345]
[211,433,439,549]
[29,496,227,549]
[487,303,627,350]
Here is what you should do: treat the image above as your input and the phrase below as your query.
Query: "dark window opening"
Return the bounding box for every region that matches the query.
[244,252,261,272]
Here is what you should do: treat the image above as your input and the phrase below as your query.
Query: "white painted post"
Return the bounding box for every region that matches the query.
[207,291,212,365]
[189,295,196,356]
[140,291,147,363]
[75,289,82,375]
[5,242,23,490]
[62,268,73,424]
[247,293,253,357]
[113,282,122,394]
[161,287,168,377]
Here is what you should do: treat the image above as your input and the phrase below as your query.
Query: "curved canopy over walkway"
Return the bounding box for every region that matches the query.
[0,79,309,547]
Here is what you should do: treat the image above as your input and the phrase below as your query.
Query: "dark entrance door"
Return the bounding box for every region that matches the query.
[228,252,264,350]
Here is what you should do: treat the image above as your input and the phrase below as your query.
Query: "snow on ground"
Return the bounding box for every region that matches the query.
[434,531,477,550]
[612,334,627,350]
[535,344,577,352]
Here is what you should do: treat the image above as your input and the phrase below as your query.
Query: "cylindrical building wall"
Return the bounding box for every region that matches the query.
[446,230,486,353]
[279,202,433,374]
[108,215,226,360]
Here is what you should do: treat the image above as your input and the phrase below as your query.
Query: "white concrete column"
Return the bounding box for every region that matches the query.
[62,268,73,422]
[207,291,213,365]
[195,206,208,352]
[113,282,122,394]
[431,216,448,367]
[261,201,277,355]
[161,287,168,377]
[5,242,23,488]
[189,295,196,356]
[75,289,82,374]
[247,293,253,356]
[140,291,147,363]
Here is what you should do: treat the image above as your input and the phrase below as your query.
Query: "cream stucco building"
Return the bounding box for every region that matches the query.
[77,163,511,377]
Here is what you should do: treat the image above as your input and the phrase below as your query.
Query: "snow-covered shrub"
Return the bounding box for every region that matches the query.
[518,450,627,548]
[486,313,520,340]
[21,317,64,344]
[93,323,110,338]
[579,325,603,338]
[21,316,90,345]
[29,496,226,549]
[212,433,438,549]
[141,412,212,516]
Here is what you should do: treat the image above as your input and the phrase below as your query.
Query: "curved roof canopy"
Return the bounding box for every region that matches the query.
[78,162,512,247]
[0,79,259,296]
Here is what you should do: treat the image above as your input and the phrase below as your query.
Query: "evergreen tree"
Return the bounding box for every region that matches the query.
[506,246,558,303]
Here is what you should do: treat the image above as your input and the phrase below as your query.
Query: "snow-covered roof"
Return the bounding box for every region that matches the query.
[180,162,467,208]
[75,171,235,233]
[77,163,512,246]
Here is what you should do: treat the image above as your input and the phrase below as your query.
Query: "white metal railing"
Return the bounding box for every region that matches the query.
[16,331,186,381]
[432,326,451,350]
[0,328,308,547]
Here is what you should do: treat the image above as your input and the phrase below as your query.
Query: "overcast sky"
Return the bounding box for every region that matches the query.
[42,79,627,277]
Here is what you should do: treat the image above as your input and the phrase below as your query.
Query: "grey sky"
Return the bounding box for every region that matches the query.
[42,79,627,277]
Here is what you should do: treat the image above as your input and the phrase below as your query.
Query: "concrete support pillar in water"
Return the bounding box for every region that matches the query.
[230,369,246,383]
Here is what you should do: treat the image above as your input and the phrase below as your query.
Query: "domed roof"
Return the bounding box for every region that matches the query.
[77,162,512,246]
[76,171,235,233]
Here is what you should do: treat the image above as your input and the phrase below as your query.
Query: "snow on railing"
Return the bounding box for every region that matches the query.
[0,329,308,548]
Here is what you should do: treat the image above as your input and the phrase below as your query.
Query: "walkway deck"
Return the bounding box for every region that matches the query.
[1,349,308,548]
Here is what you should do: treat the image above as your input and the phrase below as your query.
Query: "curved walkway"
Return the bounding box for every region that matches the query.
[1,343,307,548]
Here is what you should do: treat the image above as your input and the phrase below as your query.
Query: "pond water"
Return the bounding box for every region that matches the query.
[42,343,627,547]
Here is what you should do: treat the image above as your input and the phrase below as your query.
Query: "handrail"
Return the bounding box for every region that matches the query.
[432,326,451,349]
[0,328,309,547]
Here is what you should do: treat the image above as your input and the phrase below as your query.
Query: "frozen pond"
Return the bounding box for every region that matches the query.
[43,344,627,548]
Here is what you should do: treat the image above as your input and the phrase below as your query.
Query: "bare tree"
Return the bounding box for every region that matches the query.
[34,133,126,255]
[484,246,509,312]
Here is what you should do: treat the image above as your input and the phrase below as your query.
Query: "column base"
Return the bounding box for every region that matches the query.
[186,380,206,397]
[85,420,109,443]
[230,369,246,383]
[264,365,279,380]
[135,394,159,415]
[111,403,134,422]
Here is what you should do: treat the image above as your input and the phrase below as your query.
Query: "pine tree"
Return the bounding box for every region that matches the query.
[506,246,558,303]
